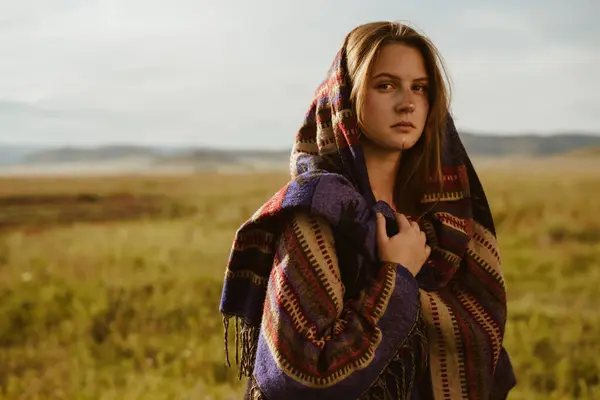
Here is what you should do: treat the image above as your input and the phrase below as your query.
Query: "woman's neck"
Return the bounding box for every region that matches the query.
[362,141,402,210]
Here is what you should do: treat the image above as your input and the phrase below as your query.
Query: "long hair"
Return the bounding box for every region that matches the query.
[345,21,451,214]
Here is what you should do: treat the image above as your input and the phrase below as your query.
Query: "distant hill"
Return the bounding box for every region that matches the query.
[459,132,600,156]
[0,145,45,165]
[157,148,290,164]
[21,145,164,164]
[1,132,599,171]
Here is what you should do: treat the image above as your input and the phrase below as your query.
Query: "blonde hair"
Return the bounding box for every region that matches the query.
[345,21,451,212]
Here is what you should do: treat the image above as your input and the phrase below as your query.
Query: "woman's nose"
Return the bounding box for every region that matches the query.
[395,89,415,113]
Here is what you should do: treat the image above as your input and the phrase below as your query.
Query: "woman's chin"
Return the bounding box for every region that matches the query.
[361,134,419,152]
[390,137,418,151]
[376,142,416,153]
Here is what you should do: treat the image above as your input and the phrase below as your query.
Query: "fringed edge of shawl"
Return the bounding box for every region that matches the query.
[359,308,429,400]
[223,313,260,380]
[223,309,429,399]
[244,376,265,400]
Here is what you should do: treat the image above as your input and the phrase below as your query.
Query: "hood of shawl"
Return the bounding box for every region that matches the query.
[289,45,376,205]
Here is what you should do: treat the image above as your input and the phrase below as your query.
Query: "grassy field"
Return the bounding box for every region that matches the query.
[0,158,598,399]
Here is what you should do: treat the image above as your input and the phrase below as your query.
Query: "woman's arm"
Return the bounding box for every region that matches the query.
[251,211,422,399]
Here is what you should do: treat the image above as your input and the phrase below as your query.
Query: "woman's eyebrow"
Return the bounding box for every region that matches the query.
[371,72,428,82]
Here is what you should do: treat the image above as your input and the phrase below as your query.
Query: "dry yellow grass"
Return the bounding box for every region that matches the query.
[0,158,598,399]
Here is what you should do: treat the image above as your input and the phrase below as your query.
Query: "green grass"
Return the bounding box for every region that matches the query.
[0,165,598,399]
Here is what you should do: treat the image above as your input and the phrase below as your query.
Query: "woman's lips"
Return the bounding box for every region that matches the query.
[391,121,415,132]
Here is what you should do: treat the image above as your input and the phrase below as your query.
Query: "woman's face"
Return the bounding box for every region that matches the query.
[360,43,430,152]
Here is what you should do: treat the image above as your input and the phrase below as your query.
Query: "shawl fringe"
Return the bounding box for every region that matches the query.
[233,311,430,400]
[223,314,260,380]
[359,310,429,400]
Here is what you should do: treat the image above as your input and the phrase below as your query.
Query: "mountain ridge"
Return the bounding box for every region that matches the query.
[1,132,599,167]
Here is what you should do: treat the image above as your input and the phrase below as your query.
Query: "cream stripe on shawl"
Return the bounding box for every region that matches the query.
[293,212,345,314]
[469,221,504,280]
[420,291,467,400]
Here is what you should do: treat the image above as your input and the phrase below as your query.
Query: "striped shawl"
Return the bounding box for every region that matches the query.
[219,38,516,399]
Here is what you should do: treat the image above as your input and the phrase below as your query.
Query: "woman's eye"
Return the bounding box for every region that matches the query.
[413,85,428,92]
[377,83,393,90]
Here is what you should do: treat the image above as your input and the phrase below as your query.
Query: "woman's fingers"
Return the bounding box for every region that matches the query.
[409,220,420,232]
[375,213,388,243]
[395,213,412,231]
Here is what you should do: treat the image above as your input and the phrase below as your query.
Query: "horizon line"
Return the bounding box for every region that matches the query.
[1,130,600,150]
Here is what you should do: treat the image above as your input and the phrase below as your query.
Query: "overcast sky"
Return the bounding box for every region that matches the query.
[0,0,598,149]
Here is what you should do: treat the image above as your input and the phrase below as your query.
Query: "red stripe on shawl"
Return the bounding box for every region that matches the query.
[316,106,332,127]
[428,251,460,284]
[344,131,361,146]
[326,68,345,88]
[270,248,328,350]
[297,125,317,142]
[456,292,497,391]
[264,261,323,374]
[447,295,479,399]
[360,262,389,317]
[424,165,470,193]
[465,255,506,305]
[261,183,290,217]
[285,225,337,318]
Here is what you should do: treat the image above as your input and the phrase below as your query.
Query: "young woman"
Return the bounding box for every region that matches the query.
[220,21,516,399]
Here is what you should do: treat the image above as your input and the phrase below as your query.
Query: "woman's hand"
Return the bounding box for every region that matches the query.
[376,212,431,277]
